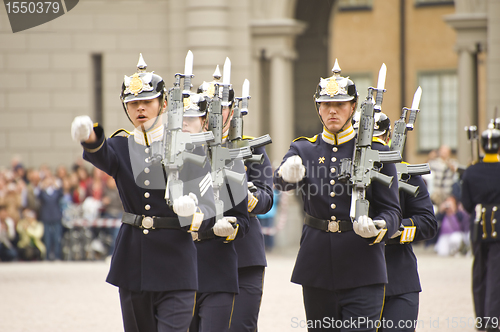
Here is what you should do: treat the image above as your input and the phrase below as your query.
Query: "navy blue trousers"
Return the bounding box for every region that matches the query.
[190,292,235,332]
[302,284,385,332]
[379,292,419,332]
[119,288,195,332]
[230,266,265,331]
[472,241,500,330]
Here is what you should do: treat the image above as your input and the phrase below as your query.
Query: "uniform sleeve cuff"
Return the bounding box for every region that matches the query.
[247,193,259,212]
[81,124,105,153]
[402,218,414,227]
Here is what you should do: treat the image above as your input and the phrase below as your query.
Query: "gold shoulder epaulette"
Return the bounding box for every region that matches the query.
[110,129,132,138]
[293,135,318,143]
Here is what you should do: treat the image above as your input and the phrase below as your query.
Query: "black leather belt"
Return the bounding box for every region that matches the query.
[304,214,353,233]
[122,212,181,233]
[196,229,216,241]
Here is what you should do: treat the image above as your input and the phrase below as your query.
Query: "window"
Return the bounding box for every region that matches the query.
[92,54,103,126]
[338,0,373,11]
[417,71,458,151]
[414,0,454,7]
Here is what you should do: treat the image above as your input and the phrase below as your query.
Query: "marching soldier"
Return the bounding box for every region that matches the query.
[228,95,274,330]
[274,60,401,331]
[197,75,274,331]
[461,121,500,332]
[70,55,215,332]
[228,143,273,332]
[364,112,437,332]
[188,80,251,332]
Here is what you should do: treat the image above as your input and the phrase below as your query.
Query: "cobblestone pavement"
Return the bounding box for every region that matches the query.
[0,244,475,332]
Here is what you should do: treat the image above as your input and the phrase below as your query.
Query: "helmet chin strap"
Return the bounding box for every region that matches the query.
[223,107,234,130]
[142,99,165,133]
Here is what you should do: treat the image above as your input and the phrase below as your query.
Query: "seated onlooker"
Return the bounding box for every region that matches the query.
[4,180,22,224]
[17,208,46,261]
[434,195,468,256]
[0,205,18,262]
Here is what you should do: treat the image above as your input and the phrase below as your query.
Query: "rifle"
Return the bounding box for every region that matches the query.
[148,51,215,227]
[390,87,430,197]
[464,125,480,164]
[228,79,272,164]
[206,59,252,227]
[339,85,402,223]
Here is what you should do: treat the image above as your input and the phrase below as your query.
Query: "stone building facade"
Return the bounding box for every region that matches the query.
[1,0,498,247]
[1,0,498,168]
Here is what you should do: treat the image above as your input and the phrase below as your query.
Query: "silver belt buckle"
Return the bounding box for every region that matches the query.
[142,216,154,234]
[327,220,339,233]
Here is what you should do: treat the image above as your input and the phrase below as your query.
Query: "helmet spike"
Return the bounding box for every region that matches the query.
[137,53,147,72]
[332,59,341,76]
[213,65,222,81]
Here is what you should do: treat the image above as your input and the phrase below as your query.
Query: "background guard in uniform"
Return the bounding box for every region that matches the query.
[461,120,500,332]
[227,79,274,332]
[70,55,215,332]
[274,60,401,332]
[189,65,251,332]
[358,110,437,332]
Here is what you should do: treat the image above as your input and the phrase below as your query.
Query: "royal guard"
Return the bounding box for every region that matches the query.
[461,120,500,332]
[188,66,251,332]
[228,79,274,331]
[360,112,438,332]
[70,54,215,332]
[274,59,401,331]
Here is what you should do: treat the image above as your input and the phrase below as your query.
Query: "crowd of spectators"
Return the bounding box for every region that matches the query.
[423,145,471,256]
[0,145,475,262]
[0,156,122,262]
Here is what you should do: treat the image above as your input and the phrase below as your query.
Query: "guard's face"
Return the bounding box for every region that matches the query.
[183,116,203,133]
[126,98,166,129]
[202,107,233,134]
[319,101,355,133]
[222,107,233,133]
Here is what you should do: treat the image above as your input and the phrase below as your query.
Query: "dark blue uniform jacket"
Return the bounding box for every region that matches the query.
[461,155,500,242]
[371,140,437,296]
[235,143,274,268]
[195,158,250,293]
[82,125,215,292]
[386,174,437,296]
[274,127,402,291]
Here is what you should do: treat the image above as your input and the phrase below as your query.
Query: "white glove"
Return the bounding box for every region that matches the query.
[71,115,93,142]
[173,193,198,217]
[279,155,305,183]
[213,216,237,237]
[353,215,385,238]
[390,223,402,239]
[247,181,257,192]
